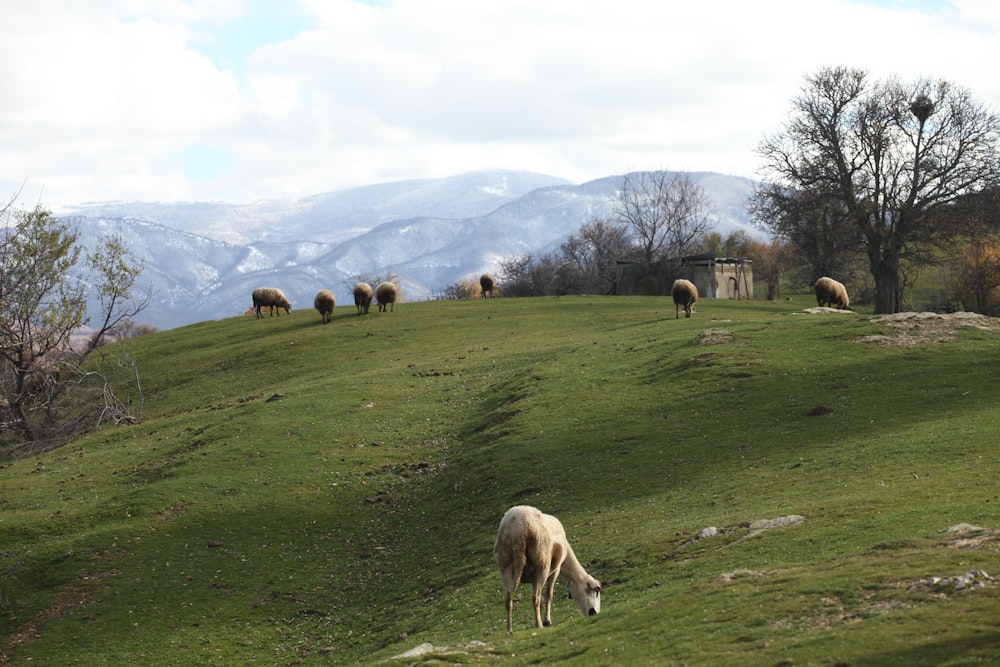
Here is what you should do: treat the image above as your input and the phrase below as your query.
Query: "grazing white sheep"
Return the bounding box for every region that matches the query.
[671,279,698,319]
[480,273,496,299]
[314,289,336,323]
[353,282,373,315]
[494,505,603,634]
[814,276,850,310]
[252,287,292,319]
[375,282,398,312]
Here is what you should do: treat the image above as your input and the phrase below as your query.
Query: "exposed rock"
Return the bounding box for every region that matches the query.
[749,515,805,530]
[799,307,853,315]
[717,568,765,581]
[944,523,985,533]
[388,640,492,662]
[688,515,805,547]
[908,570,994,593]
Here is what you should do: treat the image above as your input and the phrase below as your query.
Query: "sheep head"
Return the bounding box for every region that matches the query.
[568,576,602,617]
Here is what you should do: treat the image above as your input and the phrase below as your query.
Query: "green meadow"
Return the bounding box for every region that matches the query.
[1,295,998,666]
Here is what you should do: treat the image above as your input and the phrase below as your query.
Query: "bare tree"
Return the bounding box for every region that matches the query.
[749,183,863,283]
[756,66,1000,313]
[612,171,715,266]
[0,203,147,457]
[497,253,569,297]
[559,217,636,294]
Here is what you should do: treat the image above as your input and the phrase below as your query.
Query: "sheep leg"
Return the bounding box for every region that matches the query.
[502,553,527,634]
[542,570,560,627]
[505,587,515,634]
[533,580,545,628]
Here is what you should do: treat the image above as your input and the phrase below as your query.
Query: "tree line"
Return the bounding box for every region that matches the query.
[439,169,786,300]
[449,67,1000,312]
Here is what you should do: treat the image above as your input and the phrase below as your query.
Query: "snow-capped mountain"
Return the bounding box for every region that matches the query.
[60,170,759,330]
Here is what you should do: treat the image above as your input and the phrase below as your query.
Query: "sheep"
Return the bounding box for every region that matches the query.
[353,282,373,315]
[375,282,397,312]
[314,289,336,323]
[252,287,292,319]
[814,276,850,310]
[671,279,698,319]
[480,273,495,298]
[494,505,603,634]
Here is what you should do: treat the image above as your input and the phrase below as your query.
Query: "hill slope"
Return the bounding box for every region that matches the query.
[2,298,998,665]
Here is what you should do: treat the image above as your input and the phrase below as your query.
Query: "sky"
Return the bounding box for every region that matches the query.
[2,0,999,209]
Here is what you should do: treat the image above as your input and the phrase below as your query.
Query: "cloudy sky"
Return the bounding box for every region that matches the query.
[2,0,998,209]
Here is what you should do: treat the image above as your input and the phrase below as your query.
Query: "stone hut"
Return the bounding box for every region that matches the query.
[615,254,753,299]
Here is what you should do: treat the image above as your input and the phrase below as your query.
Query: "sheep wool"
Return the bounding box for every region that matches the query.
[251,287,292,319]
[375,282,398,312]
[814,277,850,310]
[671,279,698,319]
[313,289,336,324]
[494,505,602,634]
[353,282,373,315]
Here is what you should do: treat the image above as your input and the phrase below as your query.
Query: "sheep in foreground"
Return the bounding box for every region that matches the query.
[671,279,698,319]
[494,505,603,634]
[314,289,336,323]
[814,276,850,310]
[353,282,373,315]
[480,273,495,298]
[252,287,292,319]
[375,282,397,312]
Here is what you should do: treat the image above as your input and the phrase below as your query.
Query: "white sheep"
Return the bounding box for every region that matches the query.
[375,282,398,312]
[814,276,850,310]
[252,287,292,319]
[314,289,336,323]
[671,279,698,319]
[493,505,603,634]
[353,282,373,315]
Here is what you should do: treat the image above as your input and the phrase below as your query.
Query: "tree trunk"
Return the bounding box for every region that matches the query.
[871,261,901,314]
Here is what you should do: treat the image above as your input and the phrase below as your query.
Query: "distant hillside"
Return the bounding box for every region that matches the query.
[60,170,759,329]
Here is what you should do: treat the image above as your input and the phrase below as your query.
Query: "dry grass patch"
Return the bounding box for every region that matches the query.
[854,311,1000,347]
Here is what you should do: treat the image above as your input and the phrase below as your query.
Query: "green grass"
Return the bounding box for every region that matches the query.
[2,296,999,666]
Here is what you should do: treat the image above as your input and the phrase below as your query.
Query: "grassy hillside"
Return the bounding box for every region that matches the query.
[2,296,999,666]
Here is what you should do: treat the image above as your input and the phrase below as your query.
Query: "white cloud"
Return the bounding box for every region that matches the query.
[1,0,998,208]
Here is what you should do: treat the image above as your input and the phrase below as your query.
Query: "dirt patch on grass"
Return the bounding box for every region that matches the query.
[855,311,1000,348]
[2,567,119,661]
[693,329,734,346]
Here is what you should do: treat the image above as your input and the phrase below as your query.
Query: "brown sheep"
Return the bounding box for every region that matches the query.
[814,277,850,310]
[375,282,397,312]
[314,289,336,323]
[494,505,602,634]
[353,282,373,315]
[480,273,495,298]
[671,279,698,319]
[252,287,292,319]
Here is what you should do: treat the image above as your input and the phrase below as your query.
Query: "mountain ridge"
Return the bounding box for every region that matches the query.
[60,169,759,330]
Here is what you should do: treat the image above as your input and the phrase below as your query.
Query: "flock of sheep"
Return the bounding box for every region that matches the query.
[669,275,849,320]
[250,274,502,323]
[254,273,849,633]
[249,281,399,323]
[253,274,848,324]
